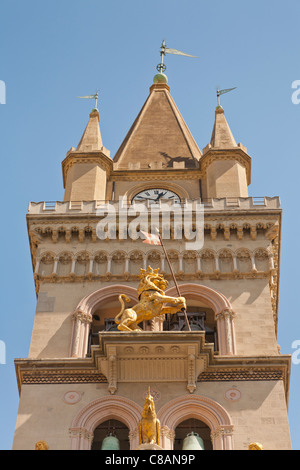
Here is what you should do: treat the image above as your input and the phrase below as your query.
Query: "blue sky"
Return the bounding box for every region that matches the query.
[1,0,300,450]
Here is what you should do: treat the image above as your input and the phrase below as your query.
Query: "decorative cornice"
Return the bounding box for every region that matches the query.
[109,169,204,182]
[198,354,291,404]
[22,372,107,385]
[198,369,283,382]
[14,357,108,393]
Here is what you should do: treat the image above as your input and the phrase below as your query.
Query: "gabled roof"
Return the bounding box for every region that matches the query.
[113,83,202,170]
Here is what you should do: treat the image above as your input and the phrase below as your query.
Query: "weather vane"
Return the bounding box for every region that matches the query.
[156,39,198,73]
[77,88,99,110]
[216,87,237,107]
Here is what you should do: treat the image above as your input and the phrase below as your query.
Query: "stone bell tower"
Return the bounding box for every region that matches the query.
[12,69,291,450]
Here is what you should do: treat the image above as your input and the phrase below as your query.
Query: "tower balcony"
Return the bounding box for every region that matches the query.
[27,196,281,215]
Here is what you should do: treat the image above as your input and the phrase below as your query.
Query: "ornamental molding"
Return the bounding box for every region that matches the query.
[198,369,283,382]
[16,369,108,390]
[14,353,291,406]
[109,170,204,182]
[197,354,291,403]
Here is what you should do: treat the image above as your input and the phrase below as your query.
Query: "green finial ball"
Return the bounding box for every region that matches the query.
[153,73,168,84]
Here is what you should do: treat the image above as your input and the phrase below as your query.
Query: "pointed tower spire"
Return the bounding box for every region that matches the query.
[76,108,104,152]
[113,78,201,170]
[210,106,237,149]
[62,106,112,202]
[201,106,251,199]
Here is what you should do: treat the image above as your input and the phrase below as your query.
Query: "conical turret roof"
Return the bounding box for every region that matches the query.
[210,106,237,149]
[76,108,104,152]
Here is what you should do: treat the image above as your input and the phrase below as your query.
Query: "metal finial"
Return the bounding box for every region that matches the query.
[77,88,99,110]
[216,87,237,107]
[156,39,198,73]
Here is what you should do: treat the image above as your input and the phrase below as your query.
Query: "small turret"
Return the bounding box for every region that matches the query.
[201,106,251,198]
[62,107,112,202]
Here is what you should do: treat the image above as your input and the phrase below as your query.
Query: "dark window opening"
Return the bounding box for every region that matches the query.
[174,418,212,450]
[91,420,130,450]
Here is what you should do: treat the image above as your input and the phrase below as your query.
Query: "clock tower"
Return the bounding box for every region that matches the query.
[13,70,292,450]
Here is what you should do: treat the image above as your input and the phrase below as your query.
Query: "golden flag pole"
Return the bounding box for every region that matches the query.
[155,229,191,332]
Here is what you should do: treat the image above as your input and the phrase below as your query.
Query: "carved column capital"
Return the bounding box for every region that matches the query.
[160,426,175,440]
[216,308,236,320]
[211,424,234,439]
[72,309,92,324]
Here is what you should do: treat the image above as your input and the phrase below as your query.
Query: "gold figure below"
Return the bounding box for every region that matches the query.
[35,440,49,450]
[248,442,264,450]
[115,266,186,332]
[139,388,160,446]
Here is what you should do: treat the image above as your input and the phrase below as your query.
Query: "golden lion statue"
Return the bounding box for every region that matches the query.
[139,388,160,446]
[115,266,186,332]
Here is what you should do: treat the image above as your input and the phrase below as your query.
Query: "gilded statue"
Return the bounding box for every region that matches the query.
[35,440,49,450]
[139,388,160,446]
[115,266,186,332]
[248,442,264,450]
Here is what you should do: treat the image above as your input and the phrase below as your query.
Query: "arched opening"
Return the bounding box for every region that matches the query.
[174,418,213,450]
[93,252,108,276]
[69,396,142,450]
[75,252,90,276]
[91,419,130,450]
[157,394,234,450]
[86,297,138,356]
[165,296,218,352]
[71,283,235,358]
[166,284,235,356]
[39,252,54,276]
[57,252,72,276]
[218,250,234,273]
[129,251,144,275]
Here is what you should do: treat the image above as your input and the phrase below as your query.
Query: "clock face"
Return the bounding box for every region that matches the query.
[132,188,181,204]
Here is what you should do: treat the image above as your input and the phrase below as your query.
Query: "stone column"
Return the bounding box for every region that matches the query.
[34,258,41,275]
[215,255,220,274]
[196,253,202,273]
[211,425,234,450]
[52,256,59,275]
[70,310,93,358]
[88,256,94,275]
[233,254,238,273]
[216,309,236,355]
[178,253,183,273]
[70,256,76,275]
[69,428,94,450]
[251,254,257,272]
[106,255,112,275]
[160,426,175,450]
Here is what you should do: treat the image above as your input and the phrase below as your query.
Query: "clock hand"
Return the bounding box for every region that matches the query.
[156,191,167,201]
